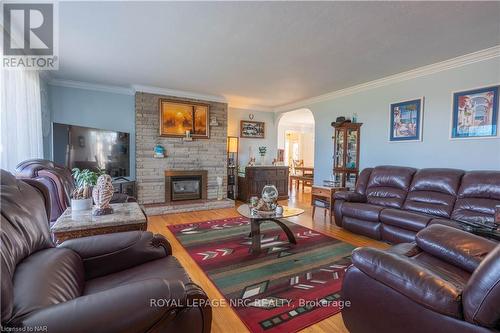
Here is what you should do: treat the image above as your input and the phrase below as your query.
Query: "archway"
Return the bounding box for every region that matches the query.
[277,108,315,169]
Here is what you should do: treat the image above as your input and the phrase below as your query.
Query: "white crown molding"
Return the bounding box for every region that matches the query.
[274,45,500,112]
[228,102,274,112]
[132,84,226,103]
[49,79,134,95]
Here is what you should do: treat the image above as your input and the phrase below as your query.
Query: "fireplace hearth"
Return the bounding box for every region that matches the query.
[165,170,207,203]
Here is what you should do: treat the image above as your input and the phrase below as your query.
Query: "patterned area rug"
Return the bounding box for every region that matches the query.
[167,216,355,333]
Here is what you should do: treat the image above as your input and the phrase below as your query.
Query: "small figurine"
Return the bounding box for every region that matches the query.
[154,144,165,158]
[92,174,114,216]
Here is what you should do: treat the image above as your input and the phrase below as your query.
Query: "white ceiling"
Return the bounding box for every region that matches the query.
[54,1,500,109]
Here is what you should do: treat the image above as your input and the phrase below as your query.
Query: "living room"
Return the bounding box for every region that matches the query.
[1,2,499,333]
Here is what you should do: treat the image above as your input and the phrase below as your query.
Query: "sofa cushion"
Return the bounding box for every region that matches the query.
[380,208,432,232]
[353,168,373,195]
[342,202,384,222]
[452,198,499,226]
[428,218,463,230]
[412,252,471,290]
[84,256,190,295]
[416,224,497,273]
[11,248,84,321]
[381,224,417,244]
[342,217,381,240]
[403,168,464,218]
[365,166,416,208]
[452,171,500,226]
[351,247,465,319]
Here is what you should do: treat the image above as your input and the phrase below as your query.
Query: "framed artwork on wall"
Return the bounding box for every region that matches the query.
[451,86,499,139]
[389,98,423,142]
[240,120,265,138]
[159,99,209,138]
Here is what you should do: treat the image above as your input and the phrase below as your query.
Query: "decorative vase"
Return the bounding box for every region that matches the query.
[71,198,92,211]
[92,174,114,216]
[260,155,266,165]
[261,185,278,204]
[216,176,223,201]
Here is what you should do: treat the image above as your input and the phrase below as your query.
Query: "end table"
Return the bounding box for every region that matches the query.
[51,202,147,244]
[311,185,349,223]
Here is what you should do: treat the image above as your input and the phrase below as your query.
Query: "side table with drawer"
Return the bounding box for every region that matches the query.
[311,185,349,223]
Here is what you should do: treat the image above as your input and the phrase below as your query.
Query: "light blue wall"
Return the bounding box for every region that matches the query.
[283,58,500,185]
[228,107,277,166]
[49,85,136,178]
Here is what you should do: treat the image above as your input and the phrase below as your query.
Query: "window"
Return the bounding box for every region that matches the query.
[0,69,43,171]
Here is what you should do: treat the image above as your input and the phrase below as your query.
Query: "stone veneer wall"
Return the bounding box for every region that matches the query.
[135,92,227,204]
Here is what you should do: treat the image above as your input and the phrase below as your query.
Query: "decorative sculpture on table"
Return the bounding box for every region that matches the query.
[92,174,115,216]
[253,185,279,213]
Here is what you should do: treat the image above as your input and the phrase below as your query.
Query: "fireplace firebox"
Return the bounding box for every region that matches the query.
[165,170,207,203]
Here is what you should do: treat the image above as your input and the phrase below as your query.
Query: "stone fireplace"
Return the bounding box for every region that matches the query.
[165,170,207,202]
[135,91,234,215]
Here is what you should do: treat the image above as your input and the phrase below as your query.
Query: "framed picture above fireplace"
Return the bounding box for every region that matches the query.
[159,99,210,138]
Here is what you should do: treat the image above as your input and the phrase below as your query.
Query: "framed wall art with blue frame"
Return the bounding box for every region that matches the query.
[389,98,423,142]
[451,85,499,139]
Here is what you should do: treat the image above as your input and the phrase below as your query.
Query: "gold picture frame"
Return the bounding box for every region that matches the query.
[159,99,209,138]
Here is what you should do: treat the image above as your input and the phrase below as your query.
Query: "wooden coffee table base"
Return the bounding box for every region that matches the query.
[249,218,297,254]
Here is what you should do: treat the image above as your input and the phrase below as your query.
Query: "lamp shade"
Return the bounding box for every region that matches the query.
[227,136,238,153]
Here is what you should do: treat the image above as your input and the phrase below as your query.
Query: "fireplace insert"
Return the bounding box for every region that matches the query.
[165,170,208,203]
[171,176,202,201]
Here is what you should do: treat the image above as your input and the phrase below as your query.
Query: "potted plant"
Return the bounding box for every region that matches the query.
[71,168,104,211]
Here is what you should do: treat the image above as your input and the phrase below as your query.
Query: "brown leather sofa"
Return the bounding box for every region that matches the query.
[334,166,500,243]
[1,170,211,333]
[15,159,133,223]
[342,224,500,333]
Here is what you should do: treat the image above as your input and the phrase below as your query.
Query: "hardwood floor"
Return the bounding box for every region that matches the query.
[147,188,389,333]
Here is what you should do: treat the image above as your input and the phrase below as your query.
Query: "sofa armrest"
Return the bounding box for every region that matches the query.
[334,191,366,202]
[59,231,172,279]
[351,247,463,318]
[416,224,497,273]
[18,279,209,333]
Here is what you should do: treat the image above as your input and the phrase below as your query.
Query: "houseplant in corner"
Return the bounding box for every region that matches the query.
[71,168,104,211]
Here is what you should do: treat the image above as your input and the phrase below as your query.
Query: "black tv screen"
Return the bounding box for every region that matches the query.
[53,123,130,177]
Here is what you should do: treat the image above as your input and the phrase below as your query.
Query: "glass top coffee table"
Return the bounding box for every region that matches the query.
[237,204,304,254]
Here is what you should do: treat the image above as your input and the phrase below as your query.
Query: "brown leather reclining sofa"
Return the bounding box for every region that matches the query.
[334,165,500,243]
[1,170,211,333]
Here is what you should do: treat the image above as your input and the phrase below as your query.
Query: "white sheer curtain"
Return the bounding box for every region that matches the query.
[0,69,44,172]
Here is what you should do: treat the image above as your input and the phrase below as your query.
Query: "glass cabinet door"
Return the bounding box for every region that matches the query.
[346,128,358,169]
[334,128,345,168]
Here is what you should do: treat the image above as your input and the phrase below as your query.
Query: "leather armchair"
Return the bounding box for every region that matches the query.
[342,224,499,333]
[1,170,211,333]
[15,159,134,223]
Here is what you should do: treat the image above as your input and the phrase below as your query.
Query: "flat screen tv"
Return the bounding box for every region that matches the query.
[52,123,130,177]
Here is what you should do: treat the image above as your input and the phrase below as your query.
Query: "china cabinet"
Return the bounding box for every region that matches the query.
[332,122,362,187]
